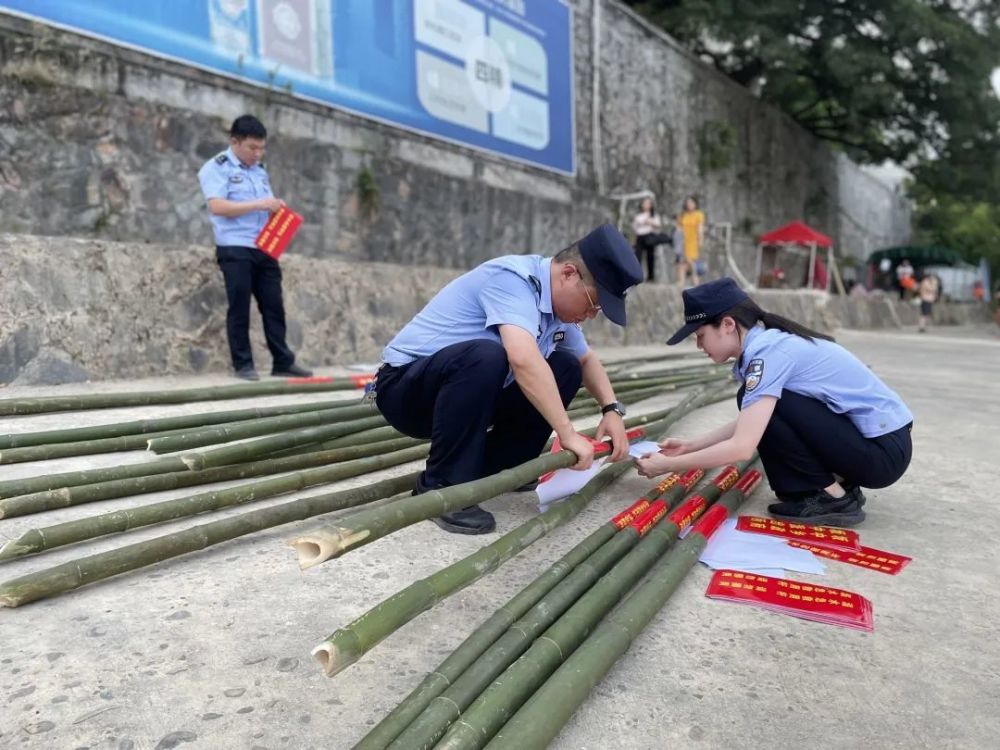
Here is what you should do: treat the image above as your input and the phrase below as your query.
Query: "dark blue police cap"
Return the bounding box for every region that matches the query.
[578,223,644,326]
[666,277,749,345]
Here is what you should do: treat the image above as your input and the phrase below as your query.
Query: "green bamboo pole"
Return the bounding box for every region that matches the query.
[0,427,198,465]
[0,436,424,520]
[485,470,765,750]
[0,397,355,450]
[0,457,190,500]
[288,388,723,569]
[0,375,374,416]
[178,414,387,471]
[602,350,704,372]
[0,444,431,561]
[358,473,705,750]
[0,472,419,608]
[145,403,380,454]
[350,470,704,750]
[401,464,746,750]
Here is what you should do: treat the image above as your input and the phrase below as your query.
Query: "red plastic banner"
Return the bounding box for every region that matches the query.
[349,374,376,388]
[788,542,912,575]
[255,206,303,259]
[284,376,335,385]
[690,503,728,539]
[736,516,861,552]
[667,494,707,530]
[631,500,668,536]
[706,570,874,632]
[611,499,651,530]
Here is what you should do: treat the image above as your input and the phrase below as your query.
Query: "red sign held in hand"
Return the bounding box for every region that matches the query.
[256,207,304,259]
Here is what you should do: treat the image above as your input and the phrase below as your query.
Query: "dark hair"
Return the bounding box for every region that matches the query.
[710,298,834,342]
[683,195,699,211]
[230,115,267,140]
[640,197,656,216]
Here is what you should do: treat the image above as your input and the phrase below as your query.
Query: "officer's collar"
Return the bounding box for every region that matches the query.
[226,146,257,170]
[537,257,553,315]
[735,323,766,372]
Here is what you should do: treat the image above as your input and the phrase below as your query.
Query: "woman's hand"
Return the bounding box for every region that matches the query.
[657,437,690,456]
[635,451,675,478]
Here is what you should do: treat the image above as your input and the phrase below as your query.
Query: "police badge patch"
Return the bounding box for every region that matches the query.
[553,331,566,342]
[745,358,764,392]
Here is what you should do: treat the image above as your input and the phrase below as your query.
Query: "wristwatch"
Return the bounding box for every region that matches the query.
[601,401,626,418]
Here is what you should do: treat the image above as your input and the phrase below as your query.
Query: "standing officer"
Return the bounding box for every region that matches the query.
[636,278,913,527]
[198,114,311,380]
[375,224,643,535]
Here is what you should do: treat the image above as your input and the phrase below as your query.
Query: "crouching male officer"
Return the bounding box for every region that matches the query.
[198,114,312,381]
[374,224,643,535]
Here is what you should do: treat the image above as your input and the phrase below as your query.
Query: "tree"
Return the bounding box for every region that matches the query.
[624,0,1000,166]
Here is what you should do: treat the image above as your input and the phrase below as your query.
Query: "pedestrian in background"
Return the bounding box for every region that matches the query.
[677,196,705,286]
[198,115,312,380]
[917,273,940,333]
[631,197,672,283]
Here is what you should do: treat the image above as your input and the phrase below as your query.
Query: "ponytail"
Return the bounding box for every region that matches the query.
[710,299,833,342]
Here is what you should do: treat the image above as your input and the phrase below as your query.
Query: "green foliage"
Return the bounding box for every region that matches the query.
[697,119,736,173]
[624,0,1000,166]
[356,167,380,220]
[911,186,1000,278]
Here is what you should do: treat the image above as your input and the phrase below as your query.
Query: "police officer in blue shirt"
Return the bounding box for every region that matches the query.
[198,115,311,381]
[375,224,643,535]
[636,277,913,527]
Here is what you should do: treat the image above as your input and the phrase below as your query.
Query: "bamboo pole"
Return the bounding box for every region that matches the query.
[405,464,747,750]
[0,444,431,561]
[0,375,374,416]
[179,414,388,471]
[351,470,704,750]
[317,459,636,679]
[145,403,379,454]
[0,398,354,450]
[0,437,424,520]
[0,457,190,500]
[0,473,419,608]
[288,388,724,569]
[485,470,764,750]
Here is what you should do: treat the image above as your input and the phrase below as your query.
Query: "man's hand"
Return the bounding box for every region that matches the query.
[258,197,286,212]
[595,412,629,461]
[558,431,595,471]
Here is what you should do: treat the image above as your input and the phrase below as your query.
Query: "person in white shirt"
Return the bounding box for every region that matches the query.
[631,198,672,283]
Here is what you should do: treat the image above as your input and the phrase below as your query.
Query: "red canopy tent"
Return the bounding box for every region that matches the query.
[755,220,841,292]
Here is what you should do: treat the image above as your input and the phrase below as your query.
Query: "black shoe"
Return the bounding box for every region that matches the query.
[430,505,496,535]
[235,366,260,381]
[271,364,313,377]
[768,486,866,527]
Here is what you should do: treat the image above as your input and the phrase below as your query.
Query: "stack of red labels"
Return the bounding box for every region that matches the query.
[705,569,874,632]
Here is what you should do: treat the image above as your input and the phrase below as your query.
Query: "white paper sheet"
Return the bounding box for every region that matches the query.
[536,458,608,511]
[698,518,826,576]
[627,440,662,459]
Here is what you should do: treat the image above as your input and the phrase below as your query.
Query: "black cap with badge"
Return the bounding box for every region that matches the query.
[578,223,644,326]
[666,277,749,345]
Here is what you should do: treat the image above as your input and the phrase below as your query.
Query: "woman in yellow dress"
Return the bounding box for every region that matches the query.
[676,196,705,286]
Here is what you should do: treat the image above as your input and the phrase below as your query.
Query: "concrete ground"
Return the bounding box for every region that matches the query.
[1,325,998,750]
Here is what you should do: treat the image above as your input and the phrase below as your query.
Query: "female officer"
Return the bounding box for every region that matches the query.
[636,278,913,527]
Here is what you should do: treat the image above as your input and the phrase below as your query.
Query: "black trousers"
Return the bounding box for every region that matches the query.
[634,232,671,282]
[375,340,583,490]
[738,387,913,495]
[216,245,295,371]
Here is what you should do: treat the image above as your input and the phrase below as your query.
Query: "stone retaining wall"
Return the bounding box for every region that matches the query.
[1,234,986,386]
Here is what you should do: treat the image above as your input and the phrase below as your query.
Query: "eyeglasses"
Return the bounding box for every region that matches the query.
[582,285,601,314]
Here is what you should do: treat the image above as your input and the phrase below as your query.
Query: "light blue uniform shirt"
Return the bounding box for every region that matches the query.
[197,147,274,247]
[734,326,913,438]
[382,255,589,386]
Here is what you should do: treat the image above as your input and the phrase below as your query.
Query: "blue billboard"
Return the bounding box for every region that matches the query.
[1,0,575,174]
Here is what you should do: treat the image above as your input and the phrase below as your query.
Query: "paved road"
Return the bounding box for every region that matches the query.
[1,326,997,749]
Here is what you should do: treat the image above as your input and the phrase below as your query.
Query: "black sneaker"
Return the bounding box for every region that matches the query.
[430,505,496,535]
[768,486,866,527]
[271,364,313,377]
[235,366,260,381]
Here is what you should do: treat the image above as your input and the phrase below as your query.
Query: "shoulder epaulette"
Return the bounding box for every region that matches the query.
[214,153,228,165]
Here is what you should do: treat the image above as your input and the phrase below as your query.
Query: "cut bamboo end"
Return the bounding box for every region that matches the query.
[180,456,202,471]
[311,641,361,677]
[290,529,371,569]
